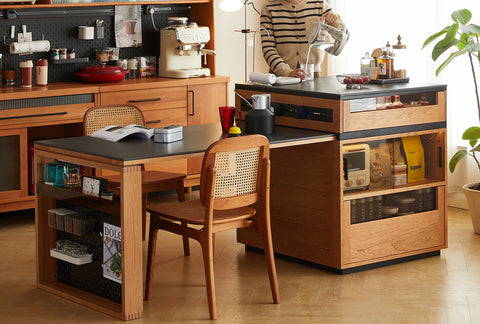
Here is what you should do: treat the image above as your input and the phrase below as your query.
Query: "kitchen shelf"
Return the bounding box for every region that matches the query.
[51,57,89,64]
[50,248,93,265]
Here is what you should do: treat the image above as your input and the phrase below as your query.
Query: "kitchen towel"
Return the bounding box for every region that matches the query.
[249,72,277,85]
[10,40,51,54]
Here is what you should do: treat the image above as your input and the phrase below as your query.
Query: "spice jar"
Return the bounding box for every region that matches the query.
[59,48,67,60]
[67,48,76,59]
[51,48,59,61]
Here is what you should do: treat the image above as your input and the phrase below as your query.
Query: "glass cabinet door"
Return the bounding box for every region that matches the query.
[0,129,27,199]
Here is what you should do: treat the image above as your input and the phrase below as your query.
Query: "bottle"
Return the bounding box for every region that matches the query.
[20,60,33,88]
[35,59,48,86]
[392,95,404,108]
[127,58,137,79]
[51,49,59,61]
[360,52,375,77]
[377,48,394,79]
[59,48,67,60]
[67,48,75,59]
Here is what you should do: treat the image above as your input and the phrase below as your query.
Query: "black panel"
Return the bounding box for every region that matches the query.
[0,5,190,84]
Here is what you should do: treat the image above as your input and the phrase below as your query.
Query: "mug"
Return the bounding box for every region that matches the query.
[219,106,242,133]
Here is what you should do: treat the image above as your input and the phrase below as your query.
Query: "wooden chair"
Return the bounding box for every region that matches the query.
[145,135,280,320]
[83,104,187,242]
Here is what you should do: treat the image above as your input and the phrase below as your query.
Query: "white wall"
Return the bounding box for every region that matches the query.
[213,0,480,193]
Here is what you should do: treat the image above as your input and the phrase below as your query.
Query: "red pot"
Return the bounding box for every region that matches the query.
[76,64,128,83]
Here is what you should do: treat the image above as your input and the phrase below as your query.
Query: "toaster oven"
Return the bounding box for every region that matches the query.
[343,143,370,191]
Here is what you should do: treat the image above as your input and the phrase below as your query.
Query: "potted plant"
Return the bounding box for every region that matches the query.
[422,8,480,233]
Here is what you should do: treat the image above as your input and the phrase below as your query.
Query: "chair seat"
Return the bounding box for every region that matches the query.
[106,170,186,192]
[147,199,256,225]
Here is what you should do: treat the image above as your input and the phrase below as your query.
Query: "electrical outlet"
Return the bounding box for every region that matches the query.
[18,32,32,43]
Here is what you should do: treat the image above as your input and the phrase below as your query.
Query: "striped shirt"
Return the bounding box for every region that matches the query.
[260,0,336,76]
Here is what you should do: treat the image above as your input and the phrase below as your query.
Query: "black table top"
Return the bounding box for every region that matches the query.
[35,123,335,163]
[235,76,447,100]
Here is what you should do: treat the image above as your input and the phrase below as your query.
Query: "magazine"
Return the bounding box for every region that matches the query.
[103,222,122,284]
[90,124,154,142]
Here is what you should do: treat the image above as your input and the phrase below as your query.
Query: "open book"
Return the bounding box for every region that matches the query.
[90,124,154,142]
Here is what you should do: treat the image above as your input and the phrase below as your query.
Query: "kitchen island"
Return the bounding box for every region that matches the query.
[235,76,448,273]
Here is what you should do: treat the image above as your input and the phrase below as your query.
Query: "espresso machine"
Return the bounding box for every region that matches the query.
[158,18,216,78]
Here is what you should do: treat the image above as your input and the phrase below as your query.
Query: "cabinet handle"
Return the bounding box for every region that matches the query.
[189,90,195,116]
[343,157,348,180]
[439,146,444,168]
[0,111,67,120]
[145,120,162,124]
[129,98,162,103]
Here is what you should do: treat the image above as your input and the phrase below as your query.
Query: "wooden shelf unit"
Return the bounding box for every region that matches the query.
[235,80,448,273]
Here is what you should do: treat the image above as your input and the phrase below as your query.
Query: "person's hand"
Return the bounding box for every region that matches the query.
[289,68,306,80]
[322,11,339,25]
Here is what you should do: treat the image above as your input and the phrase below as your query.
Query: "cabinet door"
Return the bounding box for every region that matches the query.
[0,128,28,201]
[187,82,227,174]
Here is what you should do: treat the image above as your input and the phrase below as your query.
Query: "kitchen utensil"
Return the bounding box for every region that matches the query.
[245,94,275,135]
[218,106,241,133]
[336,74,371,89]
[75,64,128,83]
[308,20,349,56]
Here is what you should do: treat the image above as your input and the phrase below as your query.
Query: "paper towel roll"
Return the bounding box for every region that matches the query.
[10,40,51,54]
[249,72,277,85]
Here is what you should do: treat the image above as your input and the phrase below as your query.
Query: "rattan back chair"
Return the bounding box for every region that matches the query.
[83,104,186,242]
[145,135,280,320]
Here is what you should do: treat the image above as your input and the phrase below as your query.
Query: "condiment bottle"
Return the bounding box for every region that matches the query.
[35,59,48,86]
[20,60,33,88]
[360,52,376,78]
[392,95,404,108]
[127,58,137,79]
[377,48,394,79]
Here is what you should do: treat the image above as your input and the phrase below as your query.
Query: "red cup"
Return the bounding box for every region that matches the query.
[219,106,242,133]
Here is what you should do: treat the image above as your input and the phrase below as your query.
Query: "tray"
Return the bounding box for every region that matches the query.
[50,248,92,265]
[0,0,36,3]
[370,77,410,84]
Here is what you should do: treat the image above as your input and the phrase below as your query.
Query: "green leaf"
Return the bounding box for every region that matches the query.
[445,23,459,43]
[462,126,480,140]
[432,39,460,61]
[452,9,472,25]
[435,50,467,76]
[449,150,468,173]
[463,126,480,147]
[472,144,480,152]
[465,42,480,52]
[422,27,449,49]
[461,23,480,35]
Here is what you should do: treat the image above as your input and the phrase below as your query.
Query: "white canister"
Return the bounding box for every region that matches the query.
[116,59,128,70]
[35,59,48,86]
[127,58,137,79]
[78,26,94,40]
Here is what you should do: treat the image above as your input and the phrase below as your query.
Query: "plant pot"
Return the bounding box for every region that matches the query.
[462,182,480,234]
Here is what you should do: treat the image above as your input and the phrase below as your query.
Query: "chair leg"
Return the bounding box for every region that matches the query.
[259,221,280,304]
[176,182,190,256]
[145,215,160,301]
[181,221,190,256]
[200,233,217,320]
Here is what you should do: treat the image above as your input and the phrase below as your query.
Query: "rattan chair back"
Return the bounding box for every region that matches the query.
[83,104,145,135]
[200,135,270,210]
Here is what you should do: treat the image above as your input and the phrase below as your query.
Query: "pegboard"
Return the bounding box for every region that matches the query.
[0,5,190,83]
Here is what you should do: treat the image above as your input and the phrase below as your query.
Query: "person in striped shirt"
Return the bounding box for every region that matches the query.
[260,0,343,80]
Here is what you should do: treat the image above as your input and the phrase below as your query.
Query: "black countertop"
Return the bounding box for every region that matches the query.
[35,123,335,163]
[235,76,447,100]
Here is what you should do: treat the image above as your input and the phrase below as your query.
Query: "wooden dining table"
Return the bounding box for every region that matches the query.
[34,122,335,320]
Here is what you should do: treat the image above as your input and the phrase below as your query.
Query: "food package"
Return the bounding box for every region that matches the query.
[401,136,425,182]
[369,142,393,190]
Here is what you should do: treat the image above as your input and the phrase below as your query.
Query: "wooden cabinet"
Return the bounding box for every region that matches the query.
[186,82,228,175]
[235,79,448,273]
[0,77,229,214]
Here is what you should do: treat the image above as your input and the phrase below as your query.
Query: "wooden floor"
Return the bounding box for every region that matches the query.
[1,192,479,323]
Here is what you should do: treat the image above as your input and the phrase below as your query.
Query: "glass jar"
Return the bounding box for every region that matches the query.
[392,35,407,78]
[59,48,67,60]
[67,48,75,59]
[51,48,59,61]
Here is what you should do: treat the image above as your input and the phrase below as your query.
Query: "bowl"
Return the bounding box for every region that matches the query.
[336,74,371,89]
